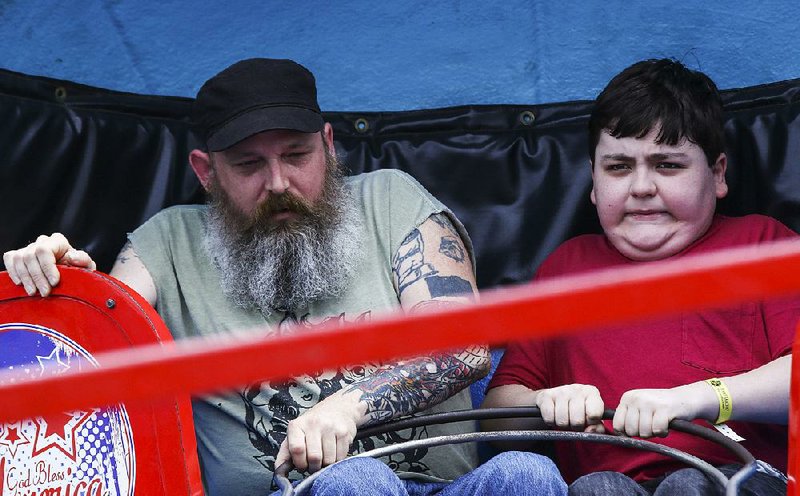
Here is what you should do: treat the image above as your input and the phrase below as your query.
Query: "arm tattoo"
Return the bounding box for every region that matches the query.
[393,216,474,297]
[430,212,459,237]
[115,240,133,265]
[431,213,466,264]
[425,275,473,297]
[439,237,465,263]
[393,229,437,293]
[344,344,490,425]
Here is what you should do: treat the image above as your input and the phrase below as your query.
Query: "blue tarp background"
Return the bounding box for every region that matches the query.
[1,1,798,108]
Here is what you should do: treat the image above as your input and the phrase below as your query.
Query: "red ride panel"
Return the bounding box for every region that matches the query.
[0,267,202,496]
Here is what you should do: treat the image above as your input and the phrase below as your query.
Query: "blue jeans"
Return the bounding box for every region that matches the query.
[568,464,786,496]
[275,451,567,496]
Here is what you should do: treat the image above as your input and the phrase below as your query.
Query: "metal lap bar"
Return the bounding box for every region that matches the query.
[726,462,760,496]
[275,407,759,496]
[356,407,756,467]
[282,431,728,496]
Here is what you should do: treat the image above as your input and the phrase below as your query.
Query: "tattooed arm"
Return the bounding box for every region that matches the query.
[355,212,488,423]
[275,212,490,473]
[109,240,157,306]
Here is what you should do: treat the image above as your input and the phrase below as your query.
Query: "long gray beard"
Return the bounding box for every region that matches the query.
[204,182,363,316]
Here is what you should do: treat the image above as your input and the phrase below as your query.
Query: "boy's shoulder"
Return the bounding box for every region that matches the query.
[704,214,797,246]
[535,233,623,279]
[535,214,798,281]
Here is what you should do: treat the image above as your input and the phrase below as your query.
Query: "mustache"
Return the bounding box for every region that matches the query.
[247,192,315,229]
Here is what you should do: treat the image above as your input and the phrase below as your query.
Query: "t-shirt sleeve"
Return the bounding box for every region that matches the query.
[486,338,549,391]
[486,250,559,392]
[127,206,206,317]
[758,217,800,358]
[128,210,173,275]
[764,295,799,358]
[359,169,476,275]
[485,240,585,392]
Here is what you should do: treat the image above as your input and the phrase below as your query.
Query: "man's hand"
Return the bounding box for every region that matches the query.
[3,233,96,296]
[535,384,605,432]
[274,394,361,473]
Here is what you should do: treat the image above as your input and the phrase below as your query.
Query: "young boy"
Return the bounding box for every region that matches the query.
[482,59,798,495]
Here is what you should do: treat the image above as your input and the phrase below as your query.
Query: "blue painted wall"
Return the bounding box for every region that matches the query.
[1,1,798,110]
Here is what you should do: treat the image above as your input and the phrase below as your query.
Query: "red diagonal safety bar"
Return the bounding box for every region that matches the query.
[2,238,800,424]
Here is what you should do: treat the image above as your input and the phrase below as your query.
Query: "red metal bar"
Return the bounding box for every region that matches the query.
[1,237,800,431]
[790,320,800,495]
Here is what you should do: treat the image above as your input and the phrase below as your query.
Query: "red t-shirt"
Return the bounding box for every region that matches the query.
[488,214,799,482]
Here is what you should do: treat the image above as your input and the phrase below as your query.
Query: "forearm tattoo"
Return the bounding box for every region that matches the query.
[344,344,490,425]
[374,216,483,424]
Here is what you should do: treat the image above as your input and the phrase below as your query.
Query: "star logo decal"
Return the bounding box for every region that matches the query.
[0,422,31,458]
[36,348,71,377]
[32,410,96,461]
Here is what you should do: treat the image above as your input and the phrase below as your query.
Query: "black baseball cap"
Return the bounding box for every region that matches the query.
[193,58,324,151]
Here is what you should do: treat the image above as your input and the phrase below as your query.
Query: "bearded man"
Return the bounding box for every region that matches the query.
[4,58,566,496]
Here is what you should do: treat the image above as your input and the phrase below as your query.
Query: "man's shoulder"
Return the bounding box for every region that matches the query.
[142,204,207,226]
[133,204,208,241]
[345,169,442,215]
[346,168,426,190]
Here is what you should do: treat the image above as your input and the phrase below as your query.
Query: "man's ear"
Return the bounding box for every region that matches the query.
[189,149,214,191]
[322,123,334,151]
[712,153,728,199]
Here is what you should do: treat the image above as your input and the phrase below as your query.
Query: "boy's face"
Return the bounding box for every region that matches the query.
[591,127,728,261]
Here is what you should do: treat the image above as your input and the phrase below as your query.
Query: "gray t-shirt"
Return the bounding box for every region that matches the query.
[129,169,479,495]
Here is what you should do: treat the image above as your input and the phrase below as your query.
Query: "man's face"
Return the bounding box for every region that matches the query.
[591,127,728,261]
[209,126,332,223]
[201,123,362,314]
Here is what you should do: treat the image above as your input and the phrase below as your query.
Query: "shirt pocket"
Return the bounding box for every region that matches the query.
[681,304,757,374]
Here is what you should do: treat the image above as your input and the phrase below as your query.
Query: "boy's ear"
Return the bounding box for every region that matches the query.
[189,149,214,191]
[589,160,598,205]
[712,153,728,199]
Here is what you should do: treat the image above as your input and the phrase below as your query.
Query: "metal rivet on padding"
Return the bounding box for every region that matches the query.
[354,118,370,133]
[54,86,67,101]
[519,110,536,126]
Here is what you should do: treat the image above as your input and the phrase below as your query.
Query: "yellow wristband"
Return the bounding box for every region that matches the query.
[705,378,733,424]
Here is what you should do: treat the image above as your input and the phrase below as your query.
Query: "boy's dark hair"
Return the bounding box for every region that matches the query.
[588,58,725,167]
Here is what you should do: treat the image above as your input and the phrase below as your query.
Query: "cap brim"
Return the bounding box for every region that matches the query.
[206,106,324,151]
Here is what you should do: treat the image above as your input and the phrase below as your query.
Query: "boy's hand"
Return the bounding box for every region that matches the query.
[2,233,96,297]
[614,387,696,438]
[614,381,720,438]
[535,384,605,432]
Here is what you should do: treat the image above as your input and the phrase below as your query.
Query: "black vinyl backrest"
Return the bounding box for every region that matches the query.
[2,68,799,288]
